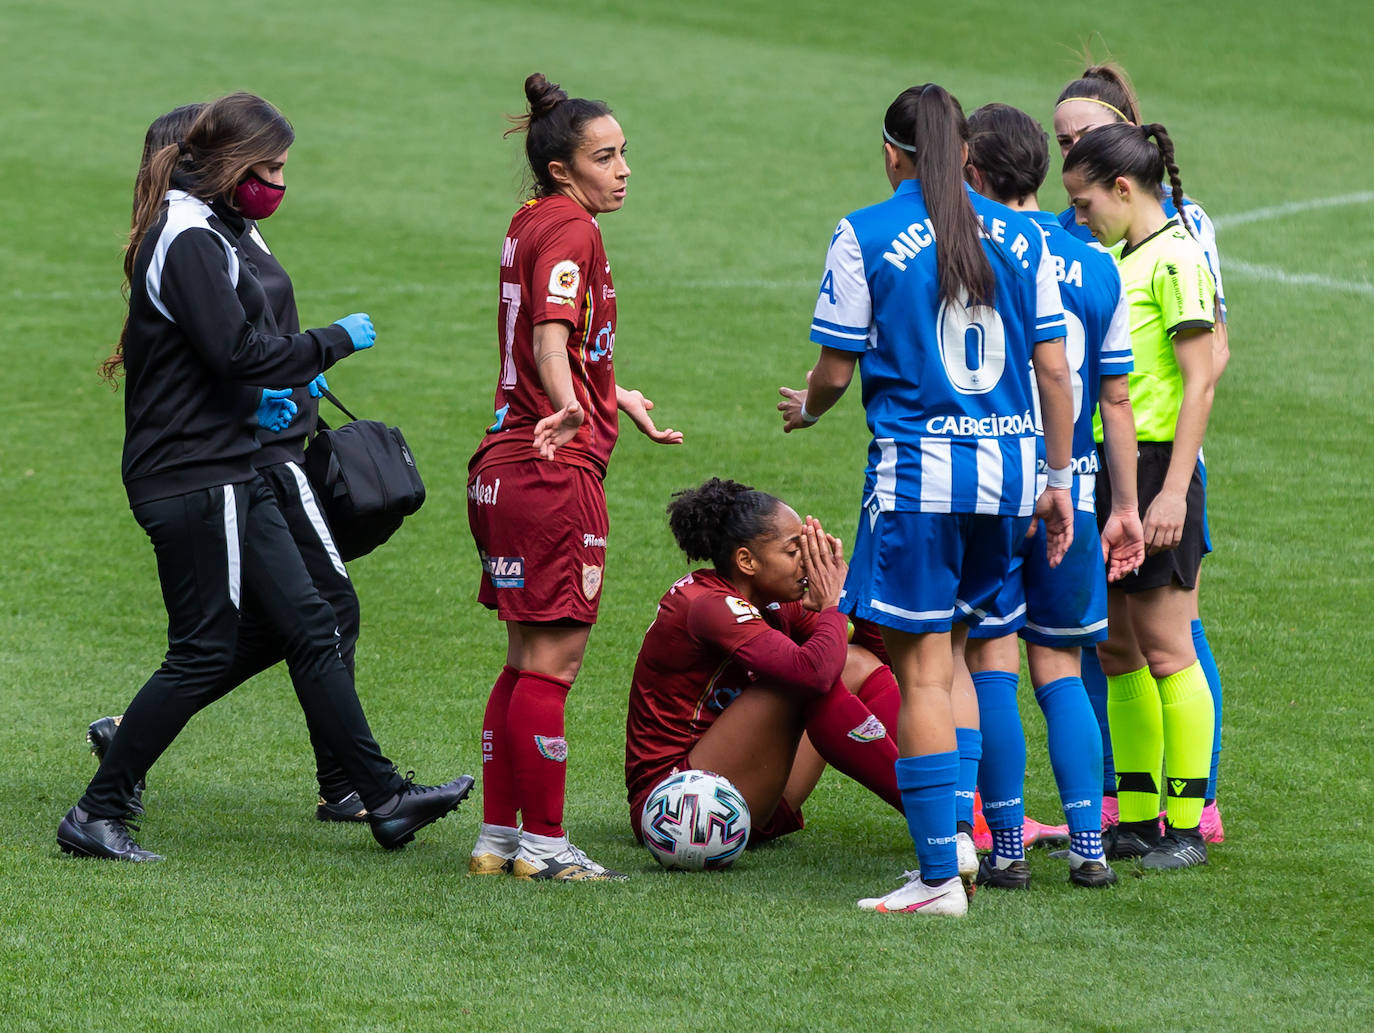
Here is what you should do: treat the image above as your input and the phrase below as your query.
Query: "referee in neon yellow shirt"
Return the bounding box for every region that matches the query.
[1062,121,1216,871]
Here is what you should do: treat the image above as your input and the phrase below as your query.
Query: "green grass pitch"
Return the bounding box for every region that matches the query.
[1,1,1371,1030]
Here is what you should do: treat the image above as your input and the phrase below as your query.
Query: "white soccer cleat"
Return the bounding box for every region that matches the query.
[957,831,978,879]
[858,870,969,916]
[511,831,629,881]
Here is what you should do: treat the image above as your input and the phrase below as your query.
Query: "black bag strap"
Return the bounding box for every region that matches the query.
[320,387,360,423]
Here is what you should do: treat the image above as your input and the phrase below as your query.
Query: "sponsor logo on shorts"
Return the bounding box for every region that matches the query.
[548,260,581,299]
[847,715,887,742]
[582,533,607,548]
[534,735,568,762]
[581,563,603,600]
[483,553,525,588]
[468,474,501,506]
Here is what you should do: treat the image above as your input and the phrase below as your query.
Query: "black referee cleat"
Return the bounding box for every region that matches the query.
[1140,827,1208,871]
[1103,821,1162,860]
[316,791,369,823]
[1068,859,1119,888]
[87,716,146,816]
[369,773,475,850]
[57,806,162,862]
[975,855,1031,890]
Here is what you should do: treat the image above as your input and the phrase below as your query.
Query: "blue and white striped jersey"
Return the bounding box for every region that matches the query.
[811,180,1066,517]
[1027,211,1133,513]
[1058,194,1226,320]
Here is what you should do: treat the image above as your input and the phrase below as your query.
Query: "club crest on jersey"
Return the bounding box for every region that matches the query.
[534,735,568,762]
[482,553,525,588]
[581,563,603,600]
[548,259,581,300]
[847,715,887,743]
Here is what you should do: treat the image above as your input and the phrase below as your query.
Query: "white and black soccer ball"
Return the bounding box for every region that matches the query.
[640,769,751,871]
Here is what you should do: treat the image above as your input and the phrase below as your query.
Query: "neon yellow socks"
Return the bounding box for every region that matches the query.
[1106,666,1162,824]
[1108,662,1215,830]
[1158,662,1214,830]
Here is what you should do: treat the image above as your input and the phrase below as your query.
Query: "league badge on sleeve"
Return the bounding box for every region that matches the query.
[547,260,581,305]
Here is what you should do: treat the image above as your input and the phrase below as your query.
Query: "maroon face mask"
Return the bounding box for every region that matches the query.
[234,172,286,219]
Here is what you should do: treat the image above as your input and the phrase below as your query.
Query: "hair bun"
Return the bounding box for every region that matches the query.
[524,73,568,120]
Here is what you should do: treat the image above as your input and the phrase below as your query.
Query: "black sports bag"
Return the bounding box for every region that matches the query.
[304,388,425,561]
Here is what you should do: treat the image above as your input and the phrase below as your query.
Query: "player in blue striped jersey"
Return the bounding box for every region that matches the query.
[1051,63,1229,842]
[960,104,1145,889]
[778,84,1075,917]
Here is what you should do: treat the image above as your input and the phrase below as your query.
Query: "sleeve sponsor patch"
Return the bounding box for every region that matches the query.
[547,259,581,300]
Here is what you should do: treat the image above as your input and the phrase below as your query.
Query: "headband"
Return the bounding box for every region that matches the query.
[881,127,918,154]
[1054,96,1131,124]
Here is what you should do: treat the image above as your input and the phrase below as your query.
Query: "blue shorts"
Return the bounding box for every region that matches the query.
[840,510,1031,635]
[968,507,1107,646]
[1198,455,1213,556]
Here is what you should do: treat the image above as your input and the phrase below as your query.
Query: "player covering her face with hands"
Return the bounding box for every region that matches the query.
[626,479,906,849]
[780,83,1076,916]
[467,74,682,881]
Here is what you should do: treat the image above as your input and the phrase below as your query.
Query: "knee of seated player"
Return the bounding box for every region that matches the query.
[841,645,883,694]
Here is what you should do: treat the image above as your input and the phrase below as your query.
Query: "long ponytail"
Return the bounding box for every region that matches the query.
[1142,123,1190,240]
[884,84,994,307]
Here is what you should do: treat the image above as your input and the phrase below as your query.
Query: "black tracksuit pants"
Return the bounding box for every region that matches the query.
[213,460,360,801]
[79,476,403,818]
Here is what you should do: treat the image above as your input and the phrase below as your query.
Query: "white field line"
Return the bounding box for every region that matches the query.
[11,195,1373,304]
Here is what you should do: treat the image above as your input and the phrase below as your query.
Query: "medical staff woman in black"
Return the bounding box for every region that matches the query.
[59,92,471,861]
[87,103,372,823]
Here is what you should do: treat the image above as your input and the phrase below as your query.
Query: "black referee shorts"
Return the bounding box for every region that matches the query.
[1096,441,1205,593]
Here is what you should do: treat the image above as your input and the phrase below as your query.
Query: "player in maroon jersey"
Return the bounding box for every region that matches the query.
[467,74,682,882]
[626,479,907,848]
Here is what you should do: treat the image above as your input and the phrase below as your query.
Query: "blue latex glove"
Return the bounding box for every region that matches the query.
[308,373,329,398]
[256,388,298,433]
[333,312,376,351]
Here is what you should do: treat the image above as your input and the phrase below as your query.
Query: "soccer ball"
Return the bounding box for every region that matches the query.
[640,769,751,871]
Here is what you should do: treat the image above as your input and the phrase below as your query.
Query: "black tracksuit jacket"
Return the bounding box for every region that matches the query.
[119,185,353,506]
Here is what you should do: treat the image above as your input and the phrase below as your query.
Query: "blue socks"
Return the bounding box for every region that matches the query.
[973,670,1025,859]
[955,727,981,829]
[894,752,959,882]
[1080,646,1115,795]
[1192,618,1223,800]
[1035,675,1104,843]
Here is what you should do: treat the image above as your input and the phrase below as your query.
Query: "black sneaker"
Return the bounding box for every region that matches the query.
[57,806,162,862]
[1103,822,1161,859]
[1140,827,1208,871]
[975,855,1031,890]
[316,791,369,823]
[1068,858,1119,887]
[87,716,146,816]
[368,773,474,850]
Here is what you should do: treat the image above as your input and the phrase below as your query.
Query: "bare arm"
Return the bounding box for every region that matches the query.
[1096,373,1145,580]
[779,347,858,432]
[1143,327,1214,554]
[531,321,581,460]
[1030,336,1074,566]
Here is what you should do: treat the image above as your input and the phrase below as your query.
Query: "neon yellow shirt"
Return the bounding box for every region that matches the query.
[1093,219,1215,443]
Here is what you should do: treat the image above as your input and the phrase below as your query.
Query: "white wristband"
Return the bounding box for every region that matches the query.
[1046,464,1072,490]
[799,404,819,425]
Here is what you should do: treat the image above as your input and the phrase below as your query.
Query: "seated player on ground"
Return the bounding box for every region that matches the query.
[626,478,904,847]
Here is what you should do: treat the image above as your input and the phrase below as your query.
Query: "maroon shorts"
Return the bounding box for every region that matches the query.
[467,459,607,624]
[628,754,805,847]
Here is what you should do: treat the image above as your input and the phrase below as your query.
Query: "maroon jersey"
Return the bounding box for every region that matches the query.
[471,194,619,479]
[625,569,848,805]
